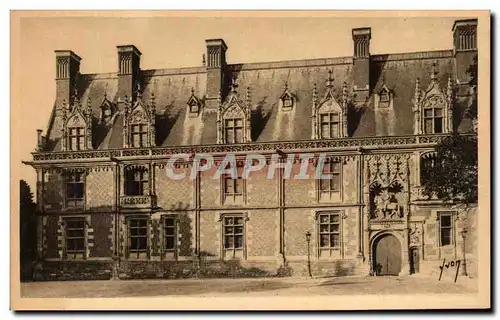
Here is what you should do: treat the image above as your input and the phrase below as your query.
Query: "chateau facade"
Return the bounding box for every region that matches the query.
[26,19,478,280]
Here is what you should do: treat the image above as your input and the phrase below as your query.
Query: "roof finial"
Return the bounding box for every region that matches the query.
[72,86,79,105]
[246,86,251,106]
[135,81,142,100]
[431,62,438,81]
[326,69,334,88]
[230,77,238,93]
[202,54,206,66]
[342,81,348,99]
[284,80,288,91]
[415,78,421,103]
[313,83,318,105]
[103,83,108,100]
[191,87,195,96]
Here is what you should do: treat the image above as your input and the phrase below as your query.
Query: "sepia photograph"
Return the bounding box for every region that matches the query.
[10,10,490,310]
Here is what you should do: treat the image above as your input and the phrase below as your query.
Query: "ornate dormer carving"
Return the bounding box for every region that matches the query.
[279,81,296,111]
[375,82,394,110]
[122,83,156,148]
[186,88,202,117]
[99,88,116,124]
[311,70,349,139]
[62,87,93,151]
[216,78,252,144]
[413,63,455,135]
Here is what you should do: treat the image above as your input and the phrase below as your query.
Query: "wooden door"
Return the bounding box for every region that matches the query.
[410,248,420,274]
[373,234,401,276]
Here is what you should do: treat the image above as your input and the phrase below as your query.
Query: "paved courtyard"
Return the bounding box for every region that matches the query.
[21,275,476,298]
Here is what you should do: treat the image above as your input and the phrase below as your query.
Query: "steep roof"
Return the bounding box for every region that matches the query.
[45,50,475,151]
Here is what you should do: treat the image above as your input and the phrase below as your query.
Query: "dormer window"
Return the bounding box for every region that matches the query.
[187,88,202,117]
[320,112,340,139]
[224,118,244,144]
[68,127,85,151]
[375,85,393,110]
[131,123,148,148]
[122,84,156,148]
[217,79,252,144]
[279,82,295,111]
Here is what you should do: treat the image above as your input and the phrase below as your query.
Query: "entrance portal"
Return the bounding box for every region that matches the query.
[373,234,402,276]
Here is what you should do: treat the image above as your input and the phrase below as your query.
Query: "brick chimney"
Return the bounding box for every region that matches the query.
[205,39,228,110]
[452,19,478,85]
[55,50,81,116]
[352,27,371,106]
[116,45,141,106]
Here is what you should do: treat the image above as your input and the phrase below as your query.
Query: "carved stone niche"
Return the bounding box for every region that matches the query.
[369,181,405,221]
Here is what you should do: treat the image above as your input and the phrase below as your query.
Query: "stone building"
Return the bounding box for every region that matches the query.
[25,19,478,280]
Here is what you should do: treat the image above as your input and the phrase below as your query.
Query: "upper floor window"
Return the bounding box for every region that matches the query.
[128,217,149,259]
[125,167,149,196]
[66,172,84,208]
[439,211,454,246]
[320,112,340,139]
[223,174,244,204]
[224,118,244,144]
[319,160,341,195]
[131,123,148,148]
[68,127,85,151]
[420,152,437,184]
[423,106,444,134]
[63,217,86,259]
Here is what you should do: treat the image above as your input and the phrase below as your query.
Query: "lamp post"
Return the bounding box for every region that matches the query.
[461,229,468,276]
[305,231,312,278]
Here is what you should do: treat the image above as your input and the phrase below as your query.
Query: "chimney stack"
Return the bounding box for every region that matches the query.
[352,28,371,106]
[116,45,142,107]
[55,50,81,115]
[205,39,228,110]
[452,19,478,85]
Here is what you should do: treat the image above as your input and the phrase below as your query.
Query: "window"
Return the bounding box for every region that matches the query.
[130,124,148,148]
[439,212,454,246]
[420,153,437,184]
[224,118,244,144]
[423,106,443,134]
[318,212,341,250]
[319,160,341,196]
[223,174,243,203]
[380,89,390,103]
[283,97,293,108]
[128,218,148,258]
[163,216,177,251]
[68,127,85,151]
[320,113,340,139]
[223,215,244,250]
[66,172,84,208]
[64,217,86,259]
[125,168,149,196]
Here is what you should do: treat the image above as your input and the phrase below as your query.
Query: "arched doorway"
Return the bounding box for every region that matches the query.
[373,234,402,276]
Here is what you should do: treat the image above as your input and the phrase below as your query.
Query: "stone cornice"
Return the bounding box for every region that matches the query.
[30,134,474,163]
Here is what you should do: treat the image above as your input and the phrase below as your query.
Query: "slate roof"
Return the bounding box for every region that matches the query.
[45,49,475,151]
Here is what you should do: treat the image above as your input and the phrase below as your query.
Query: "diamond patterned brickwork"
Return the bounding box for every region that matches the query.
[43,172,64,211]
[155,166,193,210]
[246,167,278,207]
[285,163,316,206]
[86,170,114,211]
[90,214,113,257]
[342,207,359,258]
[246,210,278,257]
[44,215,59,259]
[199,211,221,258]
[284,208,315,256]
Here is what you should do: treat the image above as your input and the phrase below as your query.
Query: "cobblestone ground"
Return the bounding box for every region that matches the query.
[21,275,476,298]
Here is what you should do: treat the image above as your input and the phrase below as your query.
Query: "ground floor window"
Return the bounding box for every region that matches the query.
[317,211,341,258]
[439,211,455,247]
[128,217,149,259]
[163,216,177,252]
[222,214,245,259]
[63,217,86,260]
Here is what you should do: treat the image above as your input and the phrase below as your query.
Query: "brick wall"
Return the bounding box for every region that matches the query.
[86,170,114,211]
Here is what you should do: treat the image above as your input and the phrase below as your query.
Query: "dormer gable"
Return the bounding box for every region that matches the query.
[375,83,394,110]
[311,70,350,139]
[61,88,93,151]
[279,81,296,111]
[216,78,252,144]
[99,89,116,124]
[122,83,156,148]
[186,88,203,117]
[413,62,455,135]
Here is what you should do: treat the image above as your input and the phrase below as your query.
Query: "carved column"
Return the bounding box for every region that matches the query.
[363,157,371,273]
[357,150,364,259]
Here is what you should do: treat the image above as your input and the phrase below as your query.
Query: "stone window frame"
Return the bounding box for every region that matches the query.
[219,212,249,260]
[161,214,179,260]
[315,157,344,203]
[419,151,438,186]
[314,210,346,259]
[63,170,86,211]
[130,123,149,148]
[67,127,86,151]
[124,165,149,196]
[61,215,89,260]
[423,102,445,134]
[438,211,456,247]
[125,215,151,260]
[319,112,341,139]
[223,118,245,144]
[220,168,247,206]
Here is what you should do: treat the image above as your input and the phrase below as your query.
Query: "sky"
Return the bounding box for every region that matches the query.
[14,15,468,191]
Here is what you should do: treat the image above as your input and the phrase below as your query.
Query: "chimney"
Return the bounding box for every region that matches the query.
[352,28,371,106]
[55,50,81,116]
[116,45,141,106]
[205,39,228,110]
[452,19,478,85]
